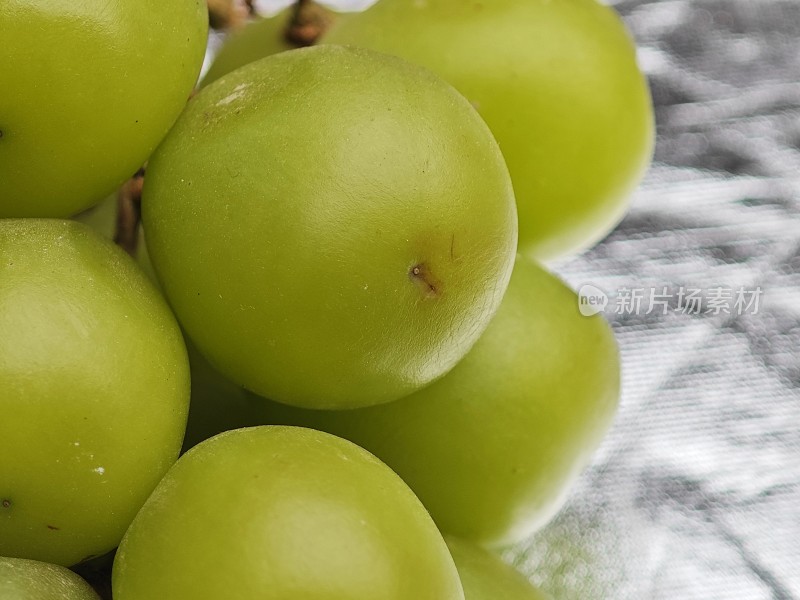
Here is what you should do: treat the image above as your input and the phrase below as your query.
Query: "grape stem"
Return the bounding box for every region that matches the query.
[285,0,332,47]
[114,169,144,257]
[207,0,249,30]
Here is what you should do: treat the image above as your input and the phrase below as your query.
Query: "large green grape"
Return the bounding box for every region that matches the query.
[0,220,190,566]
[446,537,551,600]
[112,426,465,600]
[201,9,295,87]
[143,45,518,410]
[0,0,208,218]
[265,256,620,546]
[0,557,100,600]
[324,0,654,260]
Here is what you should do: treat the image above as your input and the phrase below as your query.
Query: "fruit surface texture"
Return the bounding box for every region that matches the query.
[112,426,465,600]
[0,220,190,566]
[144,45,518,409]
[0,557,101,600]
[267,256,620,546]
[325,0,654,260]
[0,0,208,217]
[181,342,271,452]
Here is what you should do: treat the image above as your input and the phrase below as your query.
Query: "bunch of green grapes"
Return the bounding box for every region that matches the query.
[1,0,651,598]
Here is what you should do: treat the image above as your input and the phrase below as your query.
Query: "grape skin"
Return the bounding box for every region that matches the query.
[324,0,654,260]
[0,0,208,218]
[0,220,190,566]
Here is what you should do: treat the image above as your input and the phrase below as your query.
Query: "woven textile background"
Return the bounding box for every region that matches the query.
[507,1,800,598]
[249,0,800,597]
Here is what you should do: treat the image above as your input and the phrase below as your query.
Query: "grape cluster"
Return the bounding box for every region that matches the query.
[0,1,653,598]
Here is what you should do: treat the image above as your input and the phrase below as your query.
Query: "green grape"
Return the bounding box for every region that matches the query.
[181,342,270,452]
[72,195,118,239]
[201,9,295,87]
[324,0,654,261]
[74,197,261,451]
[0,220,190,566]
[0,557,100,600]
[0,0,208,218]
[112,426,465,600]
[446,537,552,600]
[143,45,518,410]
[132,231,159,283]
[74,198,257,451]
[72,194,157,282]
[265,256,620,546]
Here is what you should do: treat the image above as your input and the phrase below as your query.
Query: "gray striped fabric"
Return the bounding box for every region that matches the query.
[511,2,800,598]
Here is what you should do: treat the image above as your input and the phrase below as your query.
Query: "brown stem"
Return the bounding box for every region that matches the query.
[207,0,249,30]
[114,169,144,257]
[285,0,333,47]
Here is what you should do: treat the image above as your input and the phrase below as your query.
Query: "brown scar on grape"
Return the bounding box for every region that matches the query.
[1,499,11,509]
[47,524,60,530]
[410,263,441,298]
